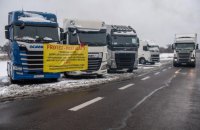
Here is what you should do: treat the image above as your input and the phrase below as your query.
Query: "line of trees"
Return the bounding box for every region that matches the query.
[0,43,9,53]
[159,44,173,53]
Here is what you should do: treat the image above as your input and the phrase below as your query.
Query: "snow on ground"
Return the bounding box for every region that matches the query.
[0,59,171,101]
[0,54,7,56]
[0,61,7,80]
[160,53,174,61]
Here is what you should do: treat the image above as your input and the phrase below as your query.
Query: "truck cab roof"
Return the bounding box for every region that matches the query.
[107,25,137,36]
[8,11,58,27]
[63,19,106,31]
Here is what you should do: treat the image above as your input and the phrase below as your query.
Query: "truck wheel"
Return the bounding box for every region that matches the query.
[191,63,196,68]
[10,77,17,84]
[173,63,178,67]
[139,58,146,64]
[127,68,133,72]
[64,72,69,78]
[97,74,104,78]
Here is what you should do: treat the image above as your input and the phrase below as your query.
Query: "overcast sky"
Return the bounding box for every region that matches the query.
[0,0,200,47]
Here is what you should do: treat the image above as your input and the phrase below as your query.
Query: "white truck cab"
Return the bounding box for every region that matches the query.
[138,40,160,64]
[172,33,198,67]
[63,19,107,77]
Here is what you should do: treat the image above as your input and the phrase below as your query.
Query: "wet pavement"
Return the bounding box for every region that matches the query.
[0,53,200,130]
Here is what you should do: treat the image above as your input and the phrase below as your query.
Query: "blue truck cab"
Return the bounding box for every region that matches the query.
[5,11,61,83]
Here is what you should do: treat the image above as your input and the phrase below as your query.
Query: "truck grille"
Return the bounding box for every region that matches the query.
[115,53,135,69]
[178,53,190,63]
[19,46,43,74]
[151,54,160,62]
[88,58,102,71]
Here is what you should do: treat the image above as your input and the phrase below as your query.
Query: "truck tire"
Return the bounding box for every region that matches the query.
[97,74,104,78]
[173,62,178,67]
[127,68,133,72]
[139,58,146,64]
[191,63,196,68]
[10,77,18,84]
[64,72,69,78]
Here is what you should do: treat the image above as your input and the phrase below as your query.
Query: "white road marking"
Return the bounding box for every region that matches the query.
[175,69,182,74]
[141,76,150,81]
[168,67,172,69]
[119,84,134,90]
[162,69,167,72]
[154,72,160,75]
[69,97,104,111]
[138,74,145,77]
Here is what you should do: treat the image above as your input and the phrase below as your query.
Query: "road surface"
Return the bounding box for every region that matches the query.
[0,53,200,130]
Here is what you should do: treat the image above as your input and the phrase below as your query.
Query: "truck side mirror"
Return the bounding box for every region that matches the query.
[136,37,140,47]
[5,25,10,39]
[143,46,148,51]
[72,30,77,36]
[172,44,175,50]
[106,34,112,45]
[60,33,65,41]
[61,32,68,44]
[60,28,64,33]
[196,44,199,50]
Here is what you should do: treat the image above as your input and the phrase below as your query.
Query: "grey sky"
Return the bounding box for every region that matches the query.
[0,0,200,47]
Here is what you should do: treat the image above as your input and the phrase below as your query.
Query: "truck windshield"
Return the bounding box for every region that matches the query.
[14,26,59,43]
[69,31,106,46]
[112,35,138,47]
[149,46,159,51]
[175,43,195,50]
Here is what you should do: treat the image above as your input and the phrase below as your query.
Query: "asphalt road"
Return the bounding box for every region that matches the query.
[0,54,200,130]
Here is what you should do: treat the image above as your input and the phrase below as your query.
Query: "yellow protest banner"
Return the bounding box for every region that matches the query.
[43,44,88,72]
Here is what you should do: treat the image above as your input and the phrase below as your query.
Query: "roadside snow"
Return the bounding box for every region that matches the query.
[0,61,7,78]
[0,59,171,101]
[0,54,7,57]
[160,53,174,61]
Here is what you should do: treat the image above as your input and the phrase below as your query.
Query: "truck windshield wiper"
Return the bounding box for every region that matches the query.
[15,39,34,43]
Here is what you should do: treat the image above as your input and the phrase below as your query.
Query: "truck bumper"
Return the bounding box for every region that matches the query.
[12,71,60,80]
[66,61,107,76]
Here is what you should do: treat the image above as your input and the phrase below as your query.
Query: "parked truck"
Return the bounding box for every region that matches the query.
[138,40,160,64]
[106,25,139,72]
[172,34,198,67]
[5,11,62,83]
[63,19,107,77]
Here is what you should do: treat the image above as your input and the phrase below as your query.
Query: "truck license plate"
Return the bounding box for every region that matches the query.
[34,75,44,78]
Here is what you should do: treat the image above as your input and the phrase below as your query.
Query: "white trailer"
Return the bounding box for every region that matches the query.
[63,19,107,77]
[138,40,160,64]
[172,33,198,67]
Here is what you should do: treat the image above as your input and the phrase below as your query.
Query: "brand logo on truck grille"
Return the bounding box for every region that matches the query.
[30,45,43,49]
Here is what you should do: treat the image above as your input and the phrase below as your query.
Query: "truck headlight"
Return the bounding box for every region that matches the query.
[101,64,108,70]
[111,52,115,59]
[111,60,117,68]
[88,53,103,58]
[13,65,23,71]
[99,53,103,58]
